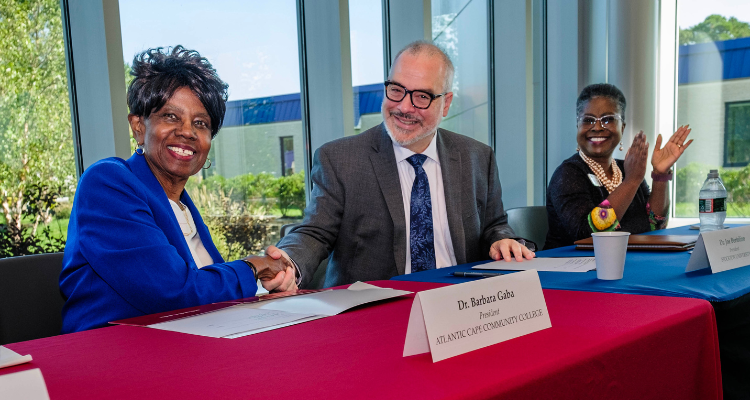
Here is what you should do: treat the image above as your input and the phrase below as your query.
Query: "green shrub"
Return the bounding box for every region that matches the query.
[0,183,66,257]
[676,162,750,217]
[275,172,305,217]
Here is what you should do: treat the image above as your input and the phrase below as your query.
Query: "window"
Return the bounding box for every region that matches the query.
[119,0,306,259]
[674,1,750,217]
[432,0,490,145]
[724,101,750,167]
[0,0,75,258]
[349,0,385,135]
[280,136,295,175]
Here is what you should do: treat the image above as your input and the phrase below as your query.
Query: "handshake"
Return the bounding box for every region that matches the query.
[243,245,298,293]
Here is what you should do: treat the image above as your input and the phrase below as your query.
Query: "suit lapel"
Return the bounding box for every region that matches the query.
[437,130,466,264]
[369,125,407,275]
[127,154,197,267]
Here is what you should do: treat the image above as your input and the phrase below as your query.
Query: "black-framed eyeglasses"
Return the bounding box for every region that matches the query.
[577,114,623,130]
[383,81,447,109]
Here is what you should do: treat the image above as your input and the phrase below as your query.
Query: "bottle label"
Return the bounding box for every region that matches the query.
[699,198,727,213]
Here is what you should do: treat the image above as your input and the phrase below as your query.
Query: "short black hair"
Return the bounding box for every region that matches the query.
[127,46,229,138]
[576,83,627,120]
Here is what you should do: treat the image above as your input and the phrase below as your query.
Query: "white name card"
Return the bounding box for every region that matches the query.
[0,368,50,400]
[686,225,750,273]
[403,269,551,362]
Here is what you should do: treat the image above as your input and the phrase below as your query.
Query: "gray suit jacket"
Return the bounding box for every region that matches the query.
[278,123,516,287]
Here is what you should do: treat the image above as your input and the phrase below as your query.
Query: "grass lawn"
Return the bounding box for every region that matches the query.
[675,202,750,218]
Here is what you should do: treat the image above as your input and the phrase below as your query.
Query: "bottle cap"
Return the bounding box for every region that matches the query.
[708,169,719,178]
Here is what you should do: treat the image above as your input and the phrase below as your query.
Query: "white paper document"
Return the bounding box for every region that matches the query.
[473,257,596,273]
[0,368,50,400]
[149,307,318,338]
[0,346,32,369]
[147,282,412,338]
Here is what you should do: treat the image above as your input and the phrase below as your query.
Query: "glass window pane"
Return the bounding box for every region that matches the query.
[675,1,750,217]
[0,0,75,258]
[119,0,305,259]
[349,0,384,135]
[432,0,489,144]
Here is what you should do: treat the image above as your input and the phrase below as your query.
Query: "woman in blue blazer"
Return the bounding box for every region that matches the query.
[60,46,297,333]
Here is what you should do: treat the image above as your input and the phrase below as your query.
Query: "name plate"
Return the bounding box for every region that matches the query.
[0,368,50,400]
[403,270,551,362]
[686,225,750,273]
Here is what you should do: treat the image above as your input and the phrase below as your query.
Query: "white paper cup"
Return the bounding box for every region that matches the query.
[592,231,630,280]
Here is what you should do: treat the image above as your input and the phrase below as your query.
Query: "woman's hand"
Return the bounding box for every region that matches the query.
[651,125,693,174]
[623,131,649,185]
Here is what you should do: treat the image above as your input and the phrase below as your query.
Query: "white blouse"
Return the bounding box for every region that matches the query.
[169,200,214,268]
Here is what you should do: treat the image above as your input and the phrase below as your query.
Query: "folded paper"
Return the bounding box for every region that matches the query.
[404,270,551,362]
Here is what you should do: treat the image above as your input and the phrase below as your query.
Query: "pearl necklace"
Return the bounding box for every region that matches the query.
[578,151,622,193]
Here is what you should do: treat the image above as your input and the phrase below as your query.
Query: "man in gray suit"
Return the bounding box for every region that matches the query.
[273,41,534,287]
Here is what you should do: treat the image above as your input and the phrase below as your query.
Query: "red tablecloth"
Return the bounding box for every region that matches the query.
[3,281,721,399]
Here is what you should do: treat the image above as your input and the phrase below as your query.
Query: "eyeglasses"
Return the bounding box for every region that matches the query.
[383,81,446,109]
[577,114,623,130]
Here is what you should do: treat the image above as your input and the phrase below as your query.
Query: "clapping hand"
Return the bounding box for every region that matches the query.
[651,125,693,174]
[623,131,649,184]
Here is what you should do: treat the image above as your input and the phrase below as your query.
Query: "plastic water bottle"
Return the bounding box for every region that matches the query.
[699,170,727,232]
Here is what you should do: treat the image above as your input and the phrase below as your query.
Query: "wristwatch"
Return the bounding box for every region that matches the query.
[516,239,536,252]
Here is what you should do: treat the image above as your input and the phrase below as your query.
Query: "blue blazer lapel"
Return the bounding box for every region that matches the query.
[125,154,202,267]
[437,130,466,264]
[369,125,407,275]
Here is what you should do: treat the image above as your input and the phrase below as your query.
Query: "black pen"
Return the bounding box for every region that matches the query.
[452,271,506,278]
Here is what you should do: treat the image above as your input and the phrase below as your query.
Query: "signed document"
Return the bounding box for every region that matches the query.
[473,257,596,273]
[147,282,411,338]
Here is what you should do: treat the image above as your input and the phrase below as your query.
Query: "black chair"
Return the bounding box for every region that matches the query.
[279,223,328,289]
[506,206,549,251]
[0,252,66,345]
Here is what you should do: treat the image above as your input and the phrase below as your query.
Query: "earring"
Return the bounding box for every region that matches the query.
[136,144,144,155]
[576,146,580,152]
[619,142,623,151]
[202,158,212,169]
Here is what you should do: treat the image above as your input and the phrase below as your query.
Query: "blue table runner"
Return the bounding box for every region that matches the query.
[391,225,750,302]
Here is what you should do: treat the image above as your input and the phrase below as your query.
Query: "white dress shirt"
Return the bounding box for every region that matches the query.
[392,133,457,273]
[169,200,214,269]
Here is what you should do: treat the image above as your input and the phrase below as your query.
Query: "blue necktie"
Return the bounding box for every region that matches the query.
[407,154,436,272]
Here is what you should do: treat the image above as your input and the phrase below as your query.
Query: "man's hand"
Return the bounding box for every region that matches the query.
[489,239,535,262]
[266,245,293,267]
[260,266,298,293]
[246,253,294,281]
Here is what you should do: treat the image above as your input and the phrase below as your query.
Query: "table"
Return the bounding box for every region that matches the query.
[2,281,721,399]
[393,225,748,398]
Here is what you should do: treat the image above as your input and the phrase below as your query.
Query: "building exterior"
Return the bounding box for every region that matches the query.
[676,37,750,168]
[208,83,384,179]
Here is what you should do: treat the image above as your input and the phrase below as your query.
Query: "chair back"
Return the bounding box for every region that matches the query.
[506,206,548,251]
[0,252,66,345]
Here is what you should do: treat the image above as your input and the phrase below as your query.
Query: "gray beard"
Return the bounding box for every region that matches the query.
[383,117,439,148]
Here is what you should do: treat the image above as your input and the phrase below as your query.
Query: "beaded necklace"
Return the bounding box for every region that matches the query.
[578,151,622,193]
